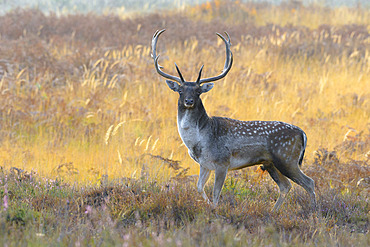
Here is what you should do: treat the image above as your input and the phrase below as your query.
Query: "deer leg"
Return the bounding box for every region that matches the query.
[279,165,316,209]
[264,164,292,212]
[213,167,228,206]
[197,166,211,204]
[288,169,316,209]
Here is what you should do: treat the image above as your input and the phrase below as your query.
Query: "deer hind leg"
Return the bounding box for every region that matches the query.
[286,168,316,209]
[197,166,211,204]
[275,160,316,209]
[263,163,292,212]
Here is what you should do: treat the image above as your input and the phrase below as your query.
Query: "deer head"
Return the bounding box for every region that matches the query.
[151,29,233,109]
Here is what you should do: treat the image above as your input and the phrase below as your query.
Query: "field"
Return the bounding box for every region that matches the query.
[0,1,369,245]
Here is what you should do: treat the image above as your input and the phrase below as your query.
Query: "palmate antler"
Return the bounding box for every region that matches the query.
[151,29,233,84]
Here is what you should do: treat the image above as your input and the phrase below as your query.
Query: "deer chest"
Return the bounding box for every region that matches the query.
[178,113,200,146]
[177,112,206,161]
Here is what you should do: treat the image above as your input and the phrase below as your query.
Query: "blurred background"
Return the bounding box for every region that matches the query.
[1,0,369,15]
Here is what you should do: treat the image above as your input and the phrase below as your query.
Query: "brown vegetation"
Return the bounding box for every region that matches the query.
[0,1,369,245]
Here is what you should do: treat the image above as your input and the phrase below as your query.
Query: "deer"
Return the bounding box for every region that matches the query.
[151,29,316,212]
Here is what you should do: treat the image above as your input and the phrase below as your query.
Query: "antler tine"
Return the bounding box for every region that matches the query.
[175,63,185,82]
[217,31,232,75]
[199,32,233,84]
[224,31,231,43]
[151,29,182,83]
[196,65,204,84]
[151,30,164,69]
[151,29,165,59]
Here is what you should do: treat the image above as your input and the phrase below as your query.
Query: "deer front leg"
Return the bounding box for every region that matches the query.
[197,166,211,204]
[213,167,228,206]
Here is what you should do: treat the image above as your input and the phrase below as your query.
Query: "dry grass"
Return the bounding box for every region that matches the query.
[0,1,369,245]
[188,0,370,28]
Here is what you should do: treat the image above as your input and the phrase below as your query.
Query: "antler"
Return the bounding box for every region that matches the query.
[198,32,233,84]
[152,30,233,84]
[151,29,184,84]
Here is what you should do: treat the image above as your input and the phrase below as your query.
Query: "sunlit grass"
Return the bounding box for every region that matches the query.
[0,19,369,183]
[1,40,368,183]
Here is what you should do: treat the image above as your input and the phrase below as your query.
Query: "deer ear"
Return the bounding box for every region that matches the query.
[200,83,214,93]
[165,80,180,92]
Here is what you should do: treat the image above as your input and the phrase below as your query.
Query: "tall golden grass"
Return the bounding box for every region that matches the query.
[0,3,368,186]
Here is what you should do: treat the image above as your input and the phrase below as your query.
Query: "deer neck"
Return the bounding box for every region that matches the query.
[177,99,210,151]
[177,99,210,130]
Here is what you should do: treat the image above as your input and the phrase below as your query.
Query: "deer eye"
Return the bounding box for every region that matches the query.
[178,89,183,94]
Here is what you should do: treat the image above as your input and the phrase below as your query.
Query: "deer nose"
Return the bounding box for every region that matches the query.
[185,98,194,106]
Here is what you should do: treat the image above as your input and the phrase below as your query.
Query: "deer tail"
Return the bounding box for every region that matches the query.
[298,131,307,167]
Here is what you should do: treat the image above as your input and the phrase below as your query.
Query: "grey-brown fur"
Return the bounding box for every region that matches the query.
[152,29,316,211]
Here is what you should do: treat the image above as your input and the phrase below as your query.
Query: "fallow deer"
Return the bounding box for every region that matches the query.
[151,29,316,211]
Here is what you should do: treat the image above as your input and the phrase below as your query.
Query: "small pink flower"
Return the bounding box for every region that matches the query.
[3,194,8,211]
[84,205,92,214]
[3,178,8,211]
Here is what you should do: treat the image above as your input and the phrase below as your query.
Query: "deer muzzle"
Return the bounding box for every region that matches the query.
[184,98,195,108]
